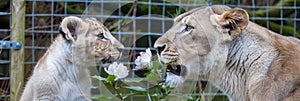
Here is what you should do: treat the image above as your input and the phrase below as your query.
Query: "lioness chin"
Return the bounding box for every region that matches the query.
[154,5,300,101]
[20,16,124,101]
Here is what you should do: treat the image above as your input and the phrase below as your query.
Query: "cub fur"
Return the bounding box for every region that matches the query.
[20,16,124,101]
[154,5,300,101]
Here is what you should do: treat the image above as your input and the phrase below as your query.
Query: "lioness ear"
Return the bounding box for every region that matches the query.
[59,16,83,43]
[218,8,249,40]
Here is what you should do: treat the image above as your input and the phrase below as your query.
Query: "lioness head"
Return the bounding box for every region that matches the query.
[59,16,124,66]
[154,6,249,87]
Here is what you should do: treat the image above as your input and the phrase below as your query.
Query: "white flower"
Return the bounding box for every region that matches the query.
[133,48,152,70]
[104,62,129,81]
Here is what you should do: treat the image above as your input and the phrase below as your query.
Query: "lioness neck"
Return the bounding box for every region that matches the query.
[212,28,278,101]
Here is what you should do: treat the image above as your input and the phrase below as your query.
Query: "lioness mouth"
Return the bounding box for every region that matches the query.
[166,64,182,76]
[165,64,187,76]
[160,64,187,84]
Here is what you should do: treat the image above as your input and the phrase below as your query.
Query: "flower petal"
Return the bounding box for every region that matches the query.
[135,56,142,65]
[133,48,153,71]
[111,63,128,81]
[145,48,152,56]
[133,66,143,70]
[104,67,113,75]
[117,71,128,79]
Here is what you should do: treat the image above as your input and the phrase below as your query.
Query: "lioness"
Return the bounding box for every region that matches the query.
[20,16,124,101]
[154,5,300,101]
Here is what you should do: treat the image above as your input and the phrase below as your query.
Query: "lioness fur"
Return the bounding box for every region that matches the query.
[154,5,300,101]
[20,16,124,101]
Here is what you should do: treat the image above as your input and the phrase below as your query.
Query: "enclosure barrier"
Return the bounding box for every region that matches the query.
[0,0,298,101]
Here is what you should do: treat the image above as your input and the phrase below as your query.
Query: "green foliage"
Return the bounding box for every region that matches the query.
[92,55,177,101]
[122,78,144,83]
[167,9,182,18]
[107,75,116,84]
[145,60,161,84]
[91,95,113,101]
[92,73,174,100]
[91,75,107,81]
[122,86,147,92]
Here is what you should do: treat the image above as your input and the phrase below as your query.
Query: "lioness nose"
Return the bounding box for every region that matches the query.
[155,44,166,55]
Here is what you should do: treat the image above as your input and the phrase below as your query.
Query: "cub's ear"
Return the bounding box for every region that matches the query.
[218,8,249,40]
[59,16,83,43]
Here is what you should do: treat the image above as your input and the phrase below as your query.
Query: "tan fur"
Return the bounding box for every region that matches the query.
[154,6,300,101]
[20,16,124,101]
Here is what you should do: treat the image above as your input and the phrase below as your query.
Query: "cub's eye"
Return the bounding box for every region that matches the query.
[182,24,194,32]
[97,33,106,39]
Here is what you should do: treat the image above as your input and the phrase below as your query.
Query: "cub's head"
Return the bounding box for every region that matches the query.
[154,6,249,87]
[59,16,124,66]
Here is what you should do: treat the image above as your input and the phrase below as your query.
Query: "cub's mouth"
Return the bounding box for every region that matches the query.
[98,56,116,66]
[97,51,122,65]
[101,57,113,64]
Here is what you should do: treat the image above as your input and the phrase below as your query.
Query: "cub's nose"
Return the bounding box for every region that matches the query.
[154,44,166,55]
[117,47,124,52]
[115,41,124,52]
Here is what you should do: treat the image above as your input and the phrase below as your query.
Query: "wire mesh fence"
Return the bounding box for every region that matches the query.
[0,0,299,100]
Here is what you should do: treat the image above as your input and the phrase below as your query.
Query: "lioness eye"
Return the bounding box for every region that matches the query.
[183,24,194,32]
[97,33,106,39]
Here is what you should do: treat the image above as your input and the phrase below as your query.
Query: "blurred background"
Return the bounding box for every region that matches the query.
[0,0,299,101]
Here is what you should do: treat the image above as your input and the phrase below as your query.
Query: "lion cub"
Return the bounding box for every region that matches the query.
[20,16,124,101]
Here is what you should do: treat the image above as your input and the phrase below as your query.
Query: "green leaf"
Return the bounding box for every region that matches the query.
[107,75,116,83]
[187,96,194,101]
[122,78,144,83]
[146,71,160,84]
[121,92,143,100]
[91,75,107,82]
[147,93,152,101]
[91,95,113,101]
[122,86,147,92]
[152,60,160,70]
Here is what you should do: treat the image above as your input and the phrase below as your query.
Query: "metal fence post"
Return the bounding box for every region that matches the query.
[10,0,25,100]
